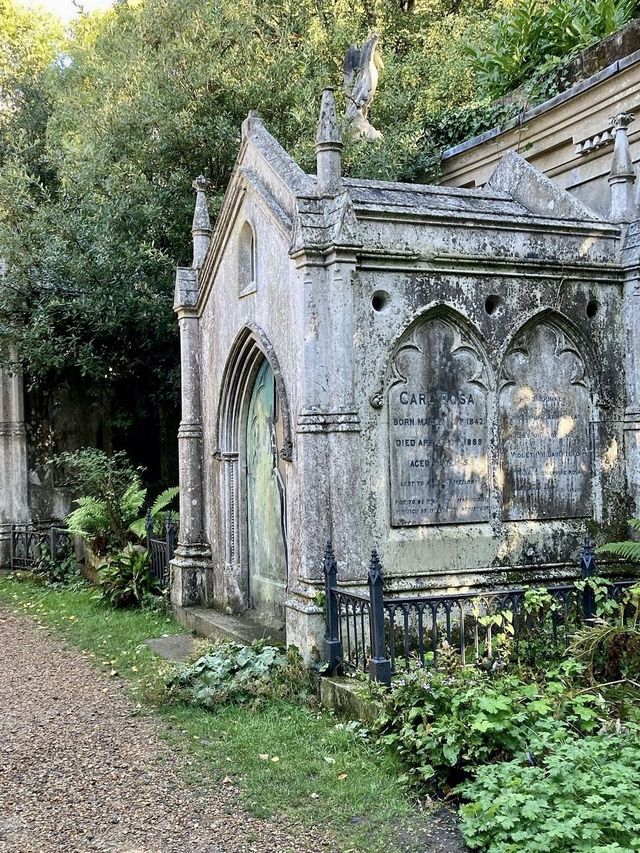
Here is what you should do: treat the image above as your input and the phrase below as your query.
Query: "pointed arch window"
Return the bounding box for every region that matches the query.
[239,221,257,296]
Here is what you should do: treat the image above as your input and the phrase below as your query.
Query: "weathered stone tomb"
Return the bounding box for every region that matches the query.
[172,90,640,659]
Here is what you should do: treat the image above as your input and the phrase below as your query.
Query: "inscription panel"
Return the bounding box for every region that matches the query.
[389,317,490,526]
[499,323,592,521]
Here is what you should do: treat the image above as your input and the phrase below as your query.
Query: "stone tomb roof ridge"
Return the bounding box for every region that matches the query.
[194,113,619,308]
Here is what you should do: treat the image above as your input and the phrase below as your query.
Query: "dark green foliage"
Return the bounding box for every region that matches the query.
[98,544,161,608]
[470,0,637,98]
[459,728,640,852]
[371,661,604,788]
[168,640,312,707]
[32,546,81,588]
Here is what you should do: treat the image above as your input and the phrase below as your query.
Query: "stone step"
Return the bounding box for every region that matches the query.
[172,605,286,647]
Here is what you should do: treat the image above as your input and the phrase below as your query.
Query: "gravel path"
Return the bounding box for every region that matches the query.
[0,608,335,853]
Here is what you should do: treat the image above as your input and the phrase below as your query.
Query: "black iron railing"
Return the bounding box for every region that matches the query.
[145,510,177,587]
[10,523,73,570]
[323,539,637,685]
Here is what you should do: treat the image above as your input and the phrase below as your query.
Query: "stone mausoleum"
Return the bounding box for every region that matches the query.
[172,88,640,659]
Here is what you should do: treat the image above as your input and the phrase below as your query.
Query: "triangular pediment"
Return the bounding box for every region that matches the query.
[486,151,602,222]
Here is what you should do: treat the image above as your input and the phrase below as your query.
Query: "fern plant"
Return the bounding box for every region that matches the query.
[598,517,640,563]
[66,480,147,552]
[129,486,179,539]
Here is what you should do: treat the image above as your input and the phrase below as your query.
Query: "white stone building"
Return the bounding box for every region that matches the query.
[172,90,639,659]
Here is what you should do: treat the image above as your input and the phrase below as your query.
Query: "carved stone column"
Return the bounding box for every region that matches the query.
[0,350,30,566]
[609,113,637,223]
[170,177,213,606]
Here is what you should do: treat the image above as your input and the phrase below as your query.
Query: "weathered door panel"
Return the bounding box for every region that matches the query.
[246,359,287,620]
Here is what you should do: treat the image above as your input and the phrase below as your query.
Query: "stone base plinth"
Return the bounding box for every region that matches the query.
[170,543,213,607]
[285,593,324,663]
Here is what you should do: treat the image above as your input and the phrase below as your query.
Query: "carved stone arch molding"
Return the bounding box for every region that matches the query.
[217,323,293,461]
[498,310,594,522]
[216,324,293,599]
[384,306,495,527]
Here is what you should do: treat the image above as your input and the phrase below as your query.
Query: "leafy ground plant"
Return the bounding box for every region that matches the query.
[98,545,161,609]
[168,640,311,707]
[32,545,81,588]
[459,726,640,852]
[372,662,606,789]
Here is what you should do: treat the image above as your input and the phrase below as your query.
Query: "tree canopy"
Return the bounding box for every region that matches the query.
[1,0,632,467]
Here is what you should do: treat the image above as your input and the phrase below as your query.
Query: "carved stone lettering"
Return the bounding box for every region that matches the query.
[389,316,490,526]
[499,323,592,520]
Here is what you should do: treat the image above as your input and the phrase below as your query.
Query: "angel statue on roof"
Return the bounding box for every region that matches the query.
[343,34,384,141]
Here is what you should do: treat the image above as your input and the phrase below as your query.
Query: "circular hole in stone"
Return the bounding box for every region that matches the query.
[372,290,390,312]
[485,294,500,315]
[586,298,599,318]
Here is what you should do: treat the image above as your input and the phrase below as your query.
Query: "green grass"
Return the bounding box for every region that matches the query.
[0,575,425,853]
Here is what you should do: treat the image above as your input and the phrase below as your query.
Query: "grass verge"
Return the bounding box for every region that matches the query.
[0,575,426,853]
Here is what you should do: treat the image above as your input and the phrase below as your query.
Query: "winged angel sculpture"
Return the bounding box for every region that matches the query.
[343,34,383,141]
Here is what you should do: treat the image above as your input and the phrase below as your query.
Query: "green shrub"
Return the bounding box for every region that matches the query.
[372,663,605,788]
[459,727,640,852]
[168,640,311,708]
[98,544,161,608]
[59,447,178,553]
[59,448,145,551]
[470,0,637,98]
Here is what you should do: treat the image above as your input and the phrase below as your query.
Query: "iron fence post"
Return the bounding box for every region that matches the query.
[323,541,343,675]
[145,509,153,552]
[368,550,391,686]
[580,535,596,619]
[50,524,56,562]
[10,523,15,571]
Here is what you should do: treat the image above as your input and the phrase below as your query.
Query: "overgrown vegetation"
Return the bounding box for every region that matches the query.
[372,660,608,788]
[366,573,640,851]
[59,448,146,552]
[56,447,177,608]
[167,640,313,708]
[471,0,638,98]
[460,729,640,851]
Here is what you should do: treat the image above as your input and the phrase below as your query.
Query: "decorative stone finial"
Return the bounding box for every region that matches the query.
[315,88,343,197]
[608,113,637,222]
[191,175,212,268]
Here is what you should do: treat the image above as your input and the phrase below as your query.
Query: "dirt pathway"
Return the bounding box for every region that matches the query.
[0,608,335,853]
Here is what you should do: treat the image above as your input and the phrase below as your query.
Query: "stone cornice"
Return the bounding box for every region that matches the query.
[353,206,621,238]
[427,253,624,282]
